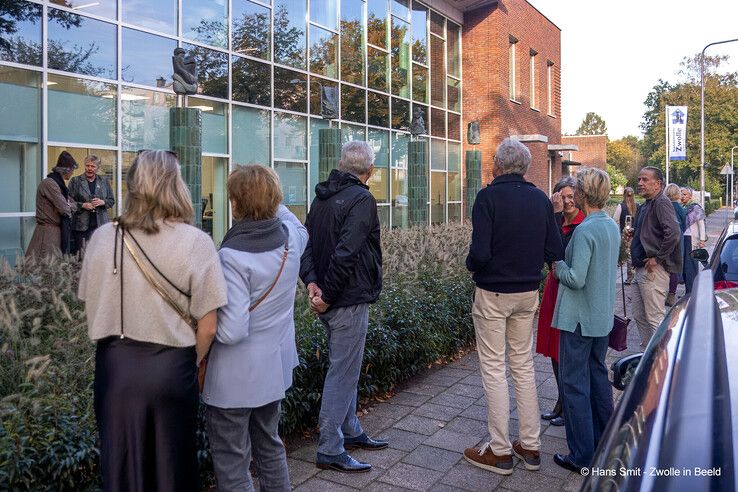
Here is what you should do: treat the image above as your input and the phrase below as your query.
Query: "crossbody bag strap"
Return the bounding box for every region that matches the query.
[249,233,290,312]
[621,264,627,318]
[122,233,197,329]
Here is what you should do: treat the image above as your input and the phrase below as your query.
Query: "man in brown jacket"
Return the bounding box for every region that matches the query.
[25,152,78,259]
[629,166,682,351]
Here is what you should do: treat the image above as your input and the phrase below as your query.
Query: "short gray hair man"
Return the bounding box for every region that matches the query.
[339,141,374,177]
[493,137,531,176]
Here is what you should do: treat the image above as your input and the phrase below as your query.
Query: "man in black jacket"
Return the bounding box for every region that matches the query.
[300,141,386,473]
[463,138,564,476]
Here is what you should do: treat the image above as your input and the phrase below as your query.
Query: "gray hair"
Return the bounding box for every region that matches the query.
[665,183,681,201]
[84,154,101,168]
[339,140,374,177]
[494,138,531,176]
[553,176,577,194]
[681,186,694,197]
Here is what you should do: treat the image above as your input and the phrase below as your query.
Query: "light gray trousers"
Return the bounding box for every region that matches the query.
[317,303,369,456]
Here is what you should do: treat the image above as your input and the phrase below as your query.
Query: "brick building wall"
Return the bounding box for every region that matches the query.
[462,0,562,193]
[560,135,608,169]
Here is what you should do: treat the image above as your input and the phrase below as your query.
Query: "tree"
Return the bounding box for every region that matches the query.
[576,112,608,135]
[607,164,628,193]
[607,136,643,187]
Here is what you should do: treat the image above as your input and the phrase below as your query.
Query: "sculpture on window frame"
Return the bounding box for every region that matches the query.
[172,48,198,96]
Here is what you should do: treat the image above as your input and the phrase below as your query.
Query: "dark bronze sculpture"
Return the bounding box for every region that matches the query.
[320,86,339,120]
[410,107,427,136]
[467,121,481,145]
[172,48,197,96]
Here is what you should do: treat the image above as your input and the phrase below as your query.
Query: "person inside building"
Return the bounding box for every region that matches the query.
[464,137,563,476]
[68,155,115,254]
[25,151,78,259]
[664,183,686,306]
[551,167,620,473]
[612,187,637,284]
[536,176,584,428]
[680,187,706,294]
[204,165,308,491]
[78,150,228,491]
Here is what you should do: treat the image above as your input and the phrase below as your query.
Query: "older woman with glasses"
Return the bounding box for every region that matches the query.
[78,150,228,491]
[551,167,620,473]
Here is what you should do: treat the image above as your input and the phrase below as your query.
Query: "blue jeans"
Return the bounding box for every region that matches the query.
[318,304,369,456]
[683,236,698,294]
[559,325,613,468]
[206,401,290,492]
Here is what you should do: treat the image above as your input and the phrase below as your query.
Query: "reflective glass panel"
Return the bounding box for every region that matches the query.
[448,202,461,222]
[447,112,460,141]
[274,112,307,160]
[232,55,271,106]
[233,105,271,165]
[391,0,410,20]
[412,64,427,103]
[391,97,409,130]
[309,118,329,198]
[48,9,116,79]
[430,35,445,107]
[0,216,35,264]
[391,131,408,228]
[123,0,177,35]
[368,47,388,92]
[341,85,365,124]
[50,0,116,19]
[310,77,338,116]
[121,87,175,151]
[184,43,228,99]
[188,97,228,154]
[182,0,229,48]
[368,0,387,48]
[274,67,307,113]
[310,25,338,79]
[232,0,271,59]
[275,161,307,222]
[310,0,338,30]
[431,171,445,224]
[448,141,461,201]
[390,17,410,98]
[411,3,427,65]
[341,124,365,142]
[122,29,176,87]
[430,11,444,37]
[368,128,389,203]
[0,1,42,66]
[447,21,460,77]
[341,0,365,85]
[431,138,445,170]
[274,0,306,69]
[201,156,228,243]
[367,91,389,127]
[447,77,460,112]
[48,74,116,146]
[431,108,445,138]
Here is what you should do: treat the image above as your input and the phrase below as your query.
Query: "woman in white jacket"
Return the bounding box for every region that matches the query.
[680,187,707,294]
[204,165,308,492]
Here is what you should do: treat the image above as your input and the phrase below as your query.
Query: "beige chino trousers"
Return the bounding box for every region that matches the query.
[472,287,540,455]
[631,264,669,352]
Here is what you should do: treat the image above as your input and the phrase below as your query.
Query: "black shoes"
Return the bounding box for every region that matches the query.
[553,453,584,473]
[344,433,389,451]
[316,452,372,473]
[549,416,564,426]
[541,411,559,420]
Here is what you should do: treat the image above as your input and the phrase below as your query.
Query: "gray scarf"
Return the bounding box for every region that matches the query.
[220,217,288,253]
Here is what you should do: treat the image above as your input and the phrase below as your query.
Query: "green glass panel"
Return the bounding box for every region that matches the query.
[274,112,307,160]
[188,97,227,154]
[275,161,307,221]
[48,74,116,146]
[390,17,410,98]
[233,105,270,165]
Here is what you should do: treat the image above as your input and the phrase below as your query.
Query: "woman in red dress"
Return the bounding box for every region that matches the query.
[536,177,585,426]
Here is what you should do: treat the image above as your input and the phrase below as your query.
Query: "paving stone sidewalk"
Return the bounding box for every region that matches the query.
[284,207,732,492]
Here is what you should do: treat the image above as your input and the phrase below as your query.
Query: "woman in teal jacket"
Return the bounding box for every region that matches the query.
[551,167,620,473]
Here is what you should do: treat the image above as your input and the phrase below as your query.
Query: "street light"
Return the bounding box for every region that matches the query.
[700,38,738,208]
[732,145,738,208]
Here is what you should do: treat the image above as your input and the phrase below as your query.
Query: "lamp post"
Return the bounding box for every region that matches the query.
[700,38,738,208]
[732,145,738,208]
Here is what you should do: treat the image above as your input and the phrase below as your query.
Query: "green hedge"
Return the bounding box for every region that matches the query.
[0,223,475,490]
[705,198,722,215]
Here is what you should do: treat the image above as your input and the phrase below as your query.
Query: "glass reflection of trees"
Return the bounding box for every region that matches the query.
[232,56,271,106]
[183,0,228,49]
[274,68,307,113]
[368,47,388,92]
[0,1,42,66]
[390,17,410,98]
[341,0,365,85]
[368,91,389,127]
[367,0,388,48]
[341,85,365,123]
[310,25,338,79]
[274,0,306,69]
[184,43,228,99]
[232,0,271,60]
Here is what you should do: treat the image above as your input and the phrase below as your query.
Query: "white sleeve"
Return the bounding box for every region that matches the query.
[613,204,622,223]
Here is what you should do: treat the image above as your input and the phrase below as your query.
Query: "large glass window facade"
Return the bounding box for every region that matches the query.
[1,0,461,262]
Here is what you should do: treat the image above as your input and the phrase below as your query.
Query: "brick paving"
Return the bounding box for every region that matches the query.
[284,208,732,491]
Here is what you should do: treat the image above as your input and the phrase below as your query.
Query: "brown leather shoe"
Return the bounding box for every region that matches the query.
[512,440,540,470]
[463,444,514,475]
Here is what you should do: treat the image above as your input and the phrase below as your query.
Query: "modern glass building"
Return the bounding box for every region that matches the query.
[0,0,464,259]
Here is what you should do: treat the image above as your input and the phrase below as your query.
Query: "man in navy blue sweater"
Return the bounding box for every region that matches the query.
[463,138,563,476]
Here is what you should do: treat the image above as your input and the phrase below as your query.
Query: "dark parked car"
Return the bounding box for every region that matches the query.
[707,221,738,290]
[581,269,735,491]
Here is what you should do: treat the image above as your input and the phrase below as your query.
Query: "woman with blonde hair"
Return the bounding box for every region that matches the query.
[552,167,620,473]
[665,183,686,306]
[78,150,228,490]
[204,164,308,491]
[612,186,637,283]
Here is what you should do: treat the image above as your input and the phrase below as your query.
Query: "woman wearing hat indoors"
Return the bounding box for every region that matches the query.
[25,151,78,258]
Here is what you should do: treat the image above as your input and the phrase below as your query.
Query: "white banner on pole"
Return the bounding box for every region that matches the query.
[667,106,688,161]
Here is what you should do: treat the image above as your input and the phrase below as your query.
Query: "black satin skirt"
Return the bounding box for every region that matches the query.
[94,336,199,492]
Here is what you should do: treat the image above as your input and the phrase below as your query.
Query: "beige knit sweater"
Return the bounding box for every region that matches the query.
[79,221,228,347]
